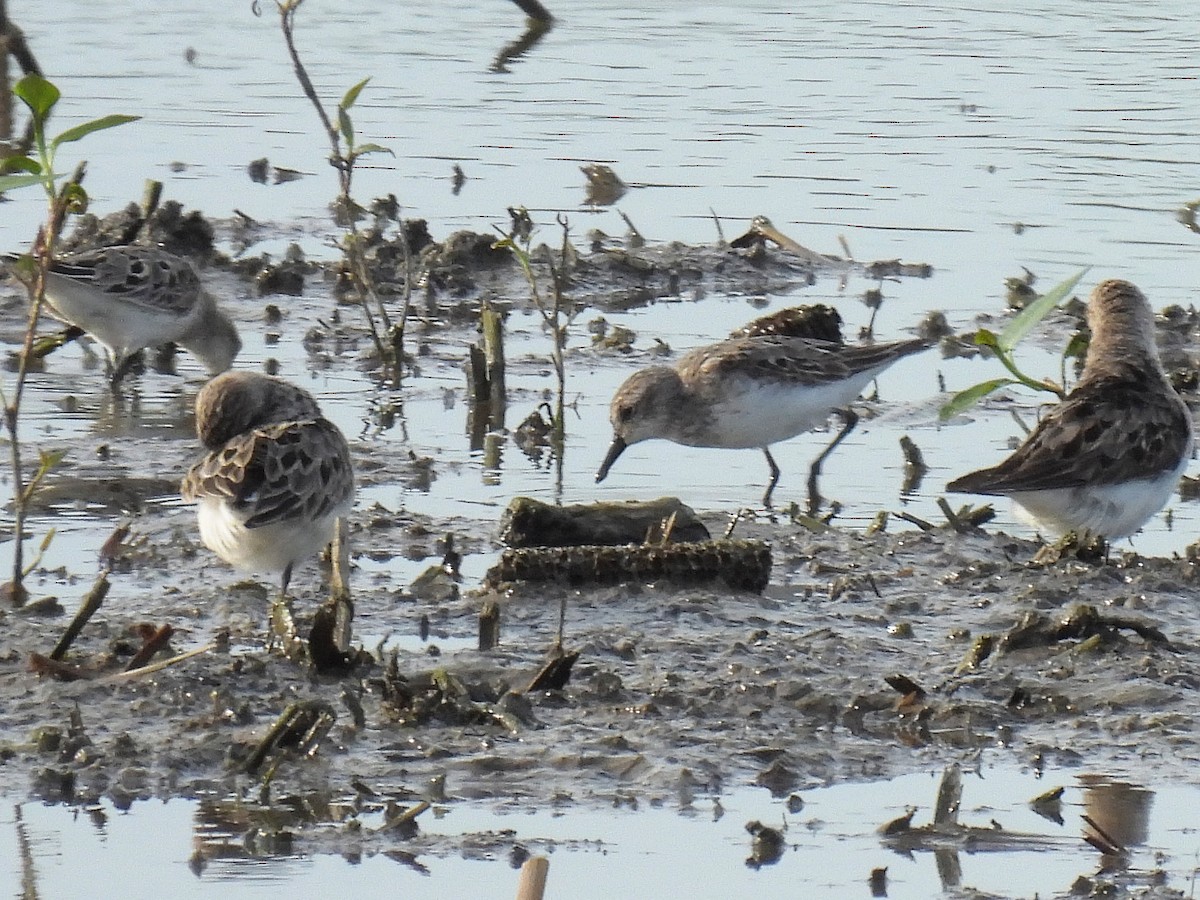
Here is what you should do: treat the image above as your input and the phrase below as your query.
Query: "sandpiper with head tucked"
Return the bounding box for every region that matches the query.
[5,245,241,386]
[595,315,931,506]
[180,371,354,598]
[946,279,1193,542]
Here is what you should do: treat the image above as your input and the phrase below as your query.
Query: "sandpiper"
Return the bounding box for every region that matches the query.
[946,279,1193,541]
[180,372,354,597]
[5,245,241,386]
[595,319,930,506]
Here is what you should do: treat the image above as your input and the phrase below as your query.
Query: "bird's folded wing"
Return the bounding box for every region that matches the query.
[947,379,1191,493]
[181,420,354,528]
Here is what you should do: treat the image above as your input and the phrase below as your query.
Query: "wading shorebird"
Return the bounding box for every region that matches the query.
[4,245,240,387]
[181,372,354,599]
[947,279,1193,543]
[596,312,931,507]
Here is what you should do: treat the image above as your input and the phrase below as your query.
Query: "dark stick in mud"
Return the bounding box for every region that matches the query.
[49,573,109,661]
[479,598,500,651]
[124,624,174,671]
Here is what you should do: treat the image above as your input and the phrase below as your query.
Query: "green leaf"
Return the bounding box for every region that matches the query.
[62,182,90,214]
[5,254,36,280]
[973,328,1000,350]
[350,142,394,158]
[337,107,354,147]
[38,447,68,468]
[0,172,55,193]
[51,114,140,151]
[340,77,371,111]
[1063,332,1089,361]
[14,74,60,121]
[0,156,41,176]
[997,267,1089,353]
[939,377,1018,421]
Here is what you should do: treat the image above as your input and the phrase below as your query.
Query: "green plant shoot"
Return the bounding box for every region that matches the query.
[337,77,392,165]
[0,74,138,196]
[0,73,136,604]
[939,268,1089,421]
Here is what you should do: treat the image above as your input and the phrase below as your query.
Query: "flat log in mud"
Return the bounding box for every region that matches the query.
[498,496,710,547]
[484,538,772,593]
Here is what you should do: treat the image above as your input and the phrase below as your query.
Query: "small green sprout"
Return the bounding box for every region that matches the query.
[939,268,1089,421]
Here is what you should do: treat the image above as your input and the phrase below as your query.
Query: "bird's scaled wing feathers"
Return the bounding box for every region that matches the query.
[694,335,929,387]
[948,377,1192,493]
[181,419,354,527]
[50,246,202,315]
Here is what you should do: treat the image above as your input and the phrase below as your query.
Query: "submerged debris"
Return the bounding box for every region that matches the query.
[526,644,579,692]
[1029,785,1065,825]
[243,700,337,777]
[868,867,888,897]
[880,765,1073,859]
[377,653,520,730]
[1030,531,1108,565]
[744,820,786,869]
[580,163,627,207]
[997,604,1169,654]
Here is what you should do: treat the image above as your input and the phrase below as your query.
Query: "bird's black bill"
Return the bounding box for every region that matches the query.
[595,436,627,483]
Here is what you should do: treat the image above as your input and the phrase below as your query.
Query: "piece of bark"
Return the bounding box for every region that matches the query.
[486,539,771,593]
[499,496,709,548]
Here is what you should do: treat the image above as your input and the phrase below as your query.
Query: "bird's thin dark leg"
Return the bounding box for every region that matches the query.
[268,562,299,654]
[806,409,860,516]
[109,353,143,391]
[108,355,128,392]
[761,448,781,507]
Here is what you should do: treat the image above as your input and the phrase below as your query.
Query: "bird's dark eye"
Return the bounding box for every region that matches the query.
[617,404,633,423]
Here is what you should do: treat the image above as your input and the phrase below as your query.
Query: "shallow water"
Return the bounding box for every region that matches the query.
[0,762,1193,898]
[2,2,1200,897]
[3,0,1198,557]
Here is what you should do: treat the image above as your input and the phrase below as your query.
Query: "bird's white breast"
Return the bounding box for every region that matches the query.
[1009,464,1186,540]
[196,497,346,574]
[698,369,880,449]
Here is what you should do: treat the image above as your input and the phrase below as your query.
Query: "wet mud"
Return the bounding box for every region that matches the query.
[2,214,1199,894]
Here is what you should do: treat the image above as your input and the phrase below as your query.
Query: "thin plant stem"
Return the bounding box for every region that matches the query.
[991,345,1065,398]
[277,0,349,197]
[4,162,83,599]
[501,214,571,496]
[276,0,401,378]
